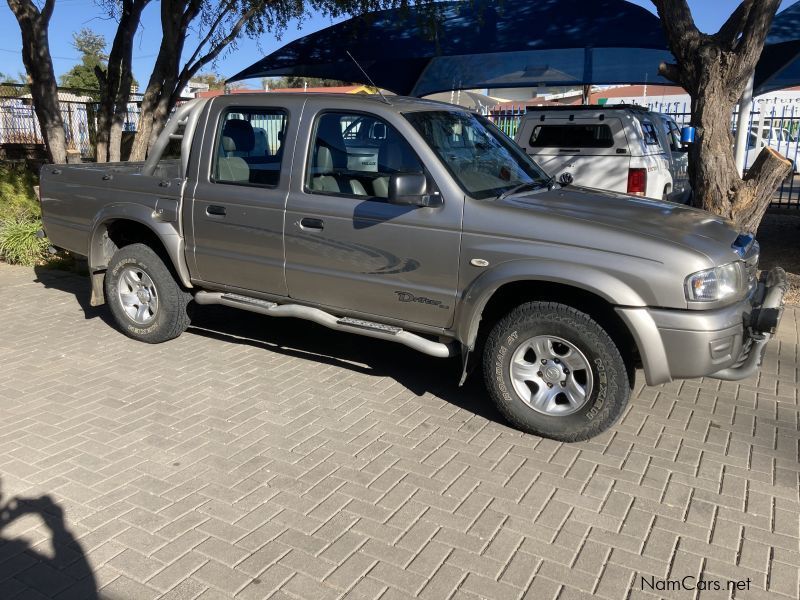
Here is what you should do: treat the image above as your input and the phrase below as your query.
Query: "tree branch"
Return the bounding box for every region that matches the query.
[733,146,792,231]
[179,0,236,76]
[651,0,700,62]
[657,61,680,83]
[172,5,257,106]
[735,0,781,58]
[715,0,753,48]
[41,0,55,24]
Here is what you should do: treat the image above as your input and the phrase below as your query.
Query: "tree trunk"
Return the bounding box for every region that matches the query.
[129,0,189,161]
[95,0,148,162]
[652,0,790,233]
[7,0,67,164]
[108,120,123,162]
[686,77,740,216]
[128,53,177,161]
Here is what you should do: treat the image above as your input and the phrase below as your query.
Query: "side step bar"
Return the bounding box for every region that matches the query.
[193,292,457,358]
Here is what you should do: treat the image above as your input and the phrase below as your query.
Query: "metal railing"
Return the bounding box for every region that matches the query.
[0,83,144,159]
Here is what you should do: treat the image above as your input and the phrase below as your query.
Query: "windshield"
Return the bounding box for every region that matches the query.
[404,110,549,199]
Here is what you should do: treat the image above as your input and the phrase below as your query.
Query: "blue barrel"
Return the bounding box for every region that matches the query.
[680,126,696,144]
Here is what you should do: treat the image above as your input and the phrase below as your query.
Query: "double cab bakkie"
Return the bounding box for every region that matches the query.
[40,93,787,441]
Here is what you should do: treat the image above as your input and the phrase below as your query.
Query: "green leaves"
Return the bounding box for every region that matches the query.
[0,216,49,266]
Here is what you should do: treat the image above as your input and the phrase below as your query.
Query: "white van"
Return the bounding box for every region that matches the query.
[515,106,687,202]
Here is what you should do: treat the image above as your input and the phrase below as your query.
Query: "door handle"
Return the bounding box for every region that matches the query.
[299,217,324,231]
[206,205,227,216]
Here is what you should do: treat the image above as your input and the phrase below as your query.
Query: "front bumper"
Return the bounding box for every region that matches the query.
[708,267,787,380]
[616,267,788,385]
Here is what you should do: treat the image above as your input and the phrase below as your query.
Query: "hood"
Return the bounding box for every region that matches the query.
[498,185,740,264]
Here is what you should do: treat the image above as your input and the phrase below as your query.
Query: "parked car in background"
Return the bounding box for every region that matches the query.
[741,126,799,173]
[515,105,690,203]
[650,112,691,203]
[39,94,786,442]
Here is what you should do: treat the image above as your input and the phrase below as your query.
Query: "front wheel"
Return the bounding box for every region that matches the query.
[483,301,631,441]
[105,243,191,343]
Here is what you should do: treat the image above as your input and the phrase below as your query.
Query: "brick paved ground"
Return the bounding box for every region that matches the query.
[0,262,798,600]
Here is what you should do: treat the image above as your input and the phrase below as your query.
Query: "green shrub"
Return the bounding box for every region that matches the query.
[0,162,39,219]
[0,216,48,266]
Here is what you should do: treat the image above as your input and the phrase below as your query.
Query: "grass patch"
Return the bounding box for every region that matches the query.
[0,215,48,266]
[0,162,39,218]
[0,161,48,266]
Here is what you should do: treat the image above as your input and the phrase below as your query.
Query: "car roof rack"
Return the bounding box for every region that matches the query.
[525,103,652,113]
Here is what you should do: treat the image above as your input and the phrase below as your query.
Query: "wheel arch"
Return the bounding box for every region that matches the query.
[456,263,647,370]
[88,205,191,289]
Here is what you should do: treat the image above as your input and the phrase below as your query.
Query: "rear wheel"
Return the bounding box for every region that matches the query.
[105,243,191,343]
[483,301,631,441]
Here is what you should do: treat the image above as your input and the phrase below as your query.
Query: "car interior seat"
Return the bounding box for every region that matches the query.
[217,135,250,182]
[311,116,368,196]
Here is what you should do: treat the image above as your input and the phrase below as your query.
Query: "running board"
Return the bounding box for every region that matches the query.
[193,291,456,358]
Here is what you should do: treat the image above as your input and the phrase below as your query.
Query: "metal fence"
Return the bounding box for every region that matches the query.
[485,100,800,209]
[0,83,144,159]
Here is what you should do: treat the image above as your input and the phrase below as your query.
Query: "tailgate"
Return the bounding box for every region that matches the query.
[519,116,630,193]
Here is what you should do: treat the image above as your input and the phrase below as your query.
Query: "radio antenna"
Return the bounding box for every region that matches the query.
[346,50,391,105]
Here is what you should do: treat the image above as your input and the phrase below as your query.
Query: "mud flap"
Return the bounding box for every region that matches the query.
[458,345,471,386]
[89,270,106,306]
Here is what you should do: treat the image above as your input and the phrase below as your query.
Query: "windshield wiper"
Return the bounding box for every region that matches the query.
[496,178,554,201]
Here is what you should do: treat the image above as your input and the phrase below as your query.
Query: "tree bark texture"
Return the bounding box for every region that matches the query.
[95,0,149,162]
[7,0,67,164]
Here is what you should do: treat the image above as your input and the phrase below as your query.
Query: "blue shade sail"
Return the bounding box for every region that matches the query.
[756,1,800,94]
[229,0,800,98]
[227,0,675,95]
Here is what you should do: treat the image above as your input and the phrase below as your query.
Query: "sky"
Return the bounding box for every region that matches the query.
[0,0,795,87]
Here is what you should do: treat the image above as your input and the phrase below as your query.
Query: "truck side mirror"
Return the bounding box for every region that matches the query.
[388,173,441,207]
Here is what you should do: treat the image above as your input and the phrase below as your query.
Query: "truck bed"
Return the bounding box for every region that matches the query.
[40,159,182,256]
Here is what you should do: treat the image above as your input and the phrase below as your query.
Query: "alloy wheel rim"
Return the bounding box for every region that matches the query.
[117,267,159,325]
[509,335,594,416]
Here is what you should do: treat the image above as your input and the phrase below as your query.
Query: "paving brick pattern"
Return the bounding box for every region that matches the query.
[0,263,798,600]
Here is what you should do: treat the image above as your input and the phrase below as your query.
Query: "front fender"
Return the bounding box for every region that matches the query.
[88,203,192,288]
[454,259,649,349]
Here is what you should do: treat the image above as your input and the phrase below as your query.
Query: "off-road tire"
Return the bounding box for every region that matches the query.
[483,301,631,441]
[105,243,191,343]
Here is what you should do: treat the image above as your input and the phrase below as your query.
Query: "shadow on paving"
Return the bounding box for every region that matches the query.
[0,480,99,599]
[32,265,507,427]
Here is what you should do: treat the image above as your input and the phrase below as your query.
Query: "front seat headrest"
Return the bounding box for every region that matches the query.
[221,136,237,155]
[222,119,255,153]
[315,146,334,174]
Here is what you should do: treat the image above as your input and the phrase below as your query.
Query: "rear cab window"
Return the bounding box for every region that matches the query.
[212,107,289,187]
[529,123,614,148]
[518,113,628,157]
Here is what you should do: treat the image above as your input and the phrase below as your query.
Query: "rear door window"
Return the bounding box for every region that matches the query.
[529,123,614,148]
[213,107,288,187]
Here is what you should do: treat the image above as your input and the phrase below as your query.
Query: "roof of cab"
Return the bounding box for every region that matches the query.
[204,92,470,113]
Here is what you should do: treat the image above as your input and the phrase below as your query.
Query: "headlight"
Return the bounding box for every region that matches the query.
[685,261,746,302]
